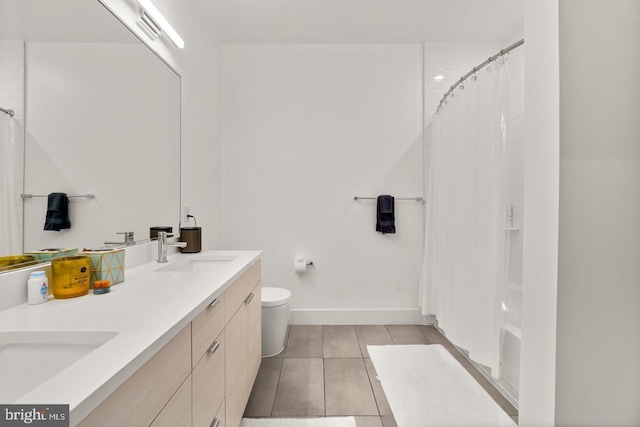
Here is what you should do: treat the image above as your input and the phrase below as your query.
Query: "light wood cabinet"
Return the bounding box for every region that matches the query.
[77,260,261,427]
[225,279,262,427]
[247,283,262,388]
[225,303,249,427]
[78,324,191,427]
[192,292,225,368]
[212,399,225,427]
[225,261,261,323]
[150,375,192,427]
[192,331,225,427]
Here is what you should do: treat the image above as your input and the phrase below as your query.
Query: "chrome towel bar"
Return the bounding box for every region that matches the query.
[21,194,96,199]
[354,196,423,201]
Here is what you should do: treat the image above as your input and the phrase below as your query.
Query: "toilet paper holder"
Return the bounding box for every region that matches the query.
[294,254,314,274]
[295,254,313,266]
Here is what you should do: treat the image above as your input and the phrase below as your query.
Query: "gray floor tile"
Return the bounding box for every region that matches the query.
[272,358,325,416]
[325,358,379,416]
[247,324,517,424]
[456,357,518,416]
[417,324,464,357]
[285,325,323,358]
[380,415,398,427]
[355,416,384,427]
[386,325,430,345]
[363,358,393,416]
[244,357,283,417]
[323,326,362,358]
[354,325,394,358]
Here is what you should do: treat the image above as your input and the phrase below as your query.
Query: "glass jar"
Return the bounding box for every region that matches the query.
[51,256,91,299]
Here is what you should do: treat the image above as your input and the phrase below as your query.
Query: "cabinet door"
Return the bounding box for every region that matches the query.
[150,374,192,427]
[247,283,262,389]
[193,332,225,427]
[78,325,191,427]
[225,303,248,427]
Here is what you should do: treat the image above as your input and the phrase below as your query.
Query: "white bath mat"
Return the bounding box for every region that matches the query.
[368,344,516,427]
[240,417,357,427]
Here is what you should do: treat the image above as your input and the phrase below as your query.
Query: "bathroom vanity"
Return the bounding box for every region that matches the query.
[0,250,262,427]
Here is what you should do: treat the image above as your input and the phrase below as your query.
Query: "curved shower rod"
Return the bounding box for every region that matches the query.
[436,38,524,113]
[0,107,14,117]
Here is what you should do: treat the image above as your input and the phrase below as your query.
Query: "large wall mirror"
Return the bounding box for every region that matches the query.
[0,0,180,264]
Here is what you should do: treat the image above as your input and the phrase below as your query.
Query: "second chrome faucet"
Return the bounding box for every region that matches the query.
[157,231,186,263]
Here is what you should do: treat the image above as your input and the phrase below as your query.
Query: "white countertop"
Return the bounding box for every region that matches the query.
[0,250,261,426]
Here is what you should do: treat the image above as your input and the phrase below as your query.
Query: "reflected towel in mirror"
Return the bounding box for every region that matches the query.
[44,192,71,231]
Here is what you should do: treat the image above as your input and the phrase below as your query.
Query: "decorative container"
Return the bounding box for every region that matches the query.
[93,279,111,295]
[0,255,36,272]
[77,248,125,288]
[24,248,78,261]
[51,256,91,299]
[150,226,172,239]
[179,227,202,253]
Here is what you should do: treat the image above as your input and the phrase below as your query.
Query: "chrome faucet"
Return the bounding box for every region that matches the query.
[105,231,135,247]
[157,231,186,263]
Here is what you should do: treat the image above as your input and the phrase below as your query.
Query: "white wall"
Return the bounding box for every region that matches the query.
[519,1,560,425]
[101,0,225,250]
[555,1,640,425]
[222,44,424,324]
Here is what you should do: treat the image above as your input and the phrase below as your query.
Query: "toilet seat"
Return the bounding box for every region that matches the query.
[261,287,291,308]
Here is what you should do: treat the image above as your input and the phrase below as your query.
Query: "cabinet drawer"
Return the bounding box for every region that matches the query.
[192,292,225,367]
[78,324,191,427]
[150,374,192,427]
[225,260,261,323]
[211,399,225,427]
[193,331,225,427]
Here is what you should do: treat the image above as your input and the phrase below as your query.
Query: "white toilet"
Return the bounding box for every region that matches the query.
[261,287,292,357]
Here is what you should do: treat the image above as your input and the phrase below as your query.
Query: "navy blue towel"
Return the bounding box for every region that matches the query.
[376,195,395,234]
[44,193,71,231]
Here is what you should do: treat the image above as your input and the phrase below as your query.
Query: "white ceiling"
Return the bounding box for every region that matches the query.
[196,0,524,44]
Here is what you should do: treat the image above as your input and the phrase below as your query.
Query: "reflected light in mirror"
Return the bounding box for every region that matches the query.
[137,0,184,49]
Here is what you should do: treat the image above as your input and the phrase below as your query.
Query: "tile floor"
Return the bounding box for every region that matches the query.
[244,325,518,427]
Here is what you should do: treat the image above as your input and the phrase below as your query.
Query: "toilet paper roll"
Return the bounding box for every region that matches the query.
[294,254,306,274]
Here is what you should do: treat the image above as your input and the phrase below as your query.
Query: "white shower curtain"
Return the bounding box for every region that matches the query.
[419,59,511,377]
[0,114,21,255]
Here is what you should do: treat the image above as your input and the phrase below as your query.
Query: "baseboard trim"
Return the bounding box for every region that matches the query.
[289,308,434,325]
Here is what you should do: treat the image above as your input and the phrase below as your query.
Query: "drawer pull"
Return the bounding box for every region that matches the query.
[208,340,220,354]
[244,293,255,304]
[209,298,220,309]
[210,419,220,427]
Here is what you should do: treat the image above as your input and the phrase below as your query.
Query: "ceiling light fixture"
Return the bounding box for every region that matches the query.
[136,0,184,49]
[434,75,444,81]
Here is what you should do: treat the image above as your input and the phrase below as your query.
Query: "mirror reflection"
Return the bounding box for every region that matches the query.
[0,0,180,268]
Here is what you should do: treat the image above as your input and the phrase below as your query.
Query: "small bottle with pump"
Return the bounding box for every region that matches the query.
[28,271,49,305]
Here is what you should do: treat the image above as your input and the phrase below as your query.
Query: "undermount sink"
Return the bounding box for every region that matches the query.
[156,255,238,273]
[0,331,118,403]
